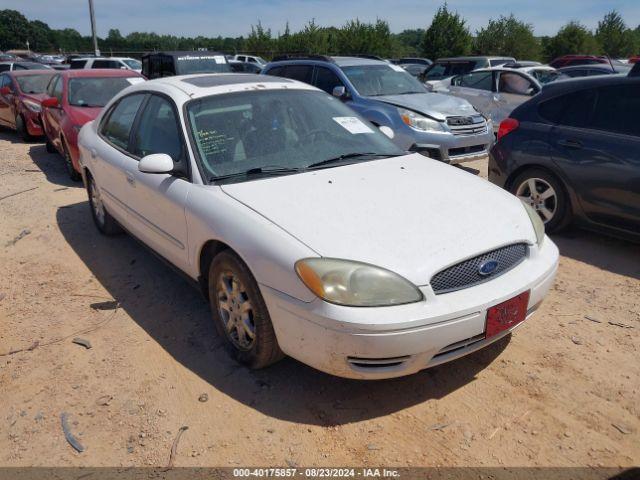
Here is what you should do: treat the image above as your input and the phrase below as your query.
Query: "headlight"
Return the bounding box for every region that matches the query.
[521,201,545,245]
[398,108,444,133]
[295,258,424,307]
[23,99,41,113]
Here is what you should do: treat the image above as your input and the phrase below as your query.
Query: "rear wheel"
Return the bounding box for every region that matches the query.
[62,140,81,182]
[16,115,33,142]
[510,168,571,232]
[208,250,283,369]
[87,174,122,236]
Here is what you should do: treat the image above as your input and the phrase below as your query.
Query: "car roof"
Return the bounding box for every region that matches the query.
[267,56,388,68]
[540,73,640,97]
[123,73,316,100]
[436,56,514,62]
[558,64,626,71]
[57,69,144,78]
[141,51,225,59]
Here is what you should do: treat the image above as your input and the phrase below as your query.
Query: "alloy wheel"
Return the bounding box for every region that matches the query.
[90,180,105,226]
[216,271,256,351]
[516,177,557,223]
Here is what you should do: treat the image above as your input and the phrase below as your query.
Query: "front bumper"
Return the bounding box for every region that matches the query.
[24,111,44,137]
[405,127,494,165]
[261,238,559,380]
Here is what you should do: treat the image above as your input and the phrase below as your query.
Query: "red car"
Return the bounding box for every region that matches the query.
[549,55,609,69]
[0,70,56,140]
[629,56,640,64]
[41,69,145,181]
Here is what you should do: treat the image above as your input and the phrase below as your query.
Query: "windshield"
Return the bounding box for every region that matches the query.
[68,77,137,107]
[123,59,142,70]
[186,89,403,183]
[16,73,55,94]
[425,61,480,80]
[341,64,426,96]
[532,70,564,84]
[176,55,231,75]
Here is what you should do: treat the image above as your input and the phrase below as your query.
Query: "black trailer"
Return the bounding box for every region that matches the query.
[142,51,231,79]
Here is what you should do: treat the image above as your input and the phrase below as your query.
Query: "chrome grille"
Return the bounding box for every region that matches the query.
[446,115,488,136]
[430,244,528,294]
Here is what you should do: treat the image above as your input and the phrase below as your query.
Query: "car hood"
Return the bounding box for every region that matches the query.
[221,154,535,286]
[371,92,476,120]
[67,106,102,126]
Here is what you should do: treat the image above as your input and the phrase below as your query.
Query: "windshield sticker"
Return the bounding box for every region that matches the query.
[333,117,374,134]
[390,64,406,72]
[126,78,145,85]
[213,55,227,64]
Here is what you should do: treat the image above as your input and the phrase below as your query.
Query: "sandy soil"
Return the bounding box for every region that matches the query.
[0,132,638,468]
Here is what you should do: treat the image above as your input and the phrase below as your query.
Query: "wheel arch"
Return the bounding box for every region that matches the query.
[197,239,234,300]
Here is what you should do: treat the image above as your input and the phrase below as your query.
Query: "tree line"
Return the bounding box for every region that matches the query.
[1,5,638,61]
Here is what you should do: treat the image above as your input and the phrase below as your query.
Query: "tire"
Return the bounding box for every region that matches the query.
[16,115,33,142]
[46,139,56,153]
[62,141,81,182]
[87,174,122,236]
[208,250,284,369]
[510,168,571,233]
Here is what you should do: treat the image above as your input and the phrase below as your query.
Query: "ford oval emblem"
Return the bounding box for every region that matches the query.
[478,260,499,276]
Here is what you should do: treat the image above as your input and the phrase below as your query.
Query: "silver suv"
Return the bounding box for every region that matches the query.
[263,55,494,164]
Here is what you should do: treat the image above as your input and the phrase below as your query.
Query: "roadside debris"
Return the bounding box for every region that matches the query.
[198,393,209,403]
[166,426,188,470]
[428,422,455,431]
[0,186,37,202]
[608,321,634,329]
[584,315,603,323]
[96,395,113,407]
[571,336,583,345]
[0,293,5,302]
[5,229,31,247]
[90,300,119,311]
[612,423,632,435]
[60,412,85,453]
[0,341,39,357]
[72,338,92,349]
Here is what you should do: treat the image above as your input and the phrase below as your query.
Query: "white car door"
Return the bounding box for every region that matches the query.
[448,70,497,122]
[494,71,539,125]
[119,93,191,270]
[93,93,147,225]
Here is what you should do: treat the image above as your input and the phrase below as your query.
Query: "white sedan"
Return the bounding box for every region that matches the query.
[78,73,559,380]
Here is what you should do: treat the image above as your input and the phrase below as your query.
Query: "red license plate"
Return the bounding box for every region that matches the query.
[485,291,530,338]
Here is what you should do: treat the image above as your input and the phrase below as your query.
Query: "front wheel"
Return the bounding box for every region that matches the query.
[208,250,283,369]
[510,168,571,232]
[87,175,122,236]
[62,141,81,182]
[16,115,33,142]
[46,139,56,153]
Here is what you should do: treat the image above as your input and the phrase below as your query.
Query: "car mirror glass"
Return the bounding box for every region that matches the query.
[138,153,174,174]
[332,86,347,99]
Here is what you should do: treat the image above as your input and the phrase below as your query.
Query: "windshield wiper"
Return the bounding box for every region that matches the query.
[210,166,303,183]
[307,152,392,170]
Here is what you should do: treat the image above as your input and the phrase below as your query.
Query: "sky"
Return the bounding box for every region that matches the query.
[7,0,640,38]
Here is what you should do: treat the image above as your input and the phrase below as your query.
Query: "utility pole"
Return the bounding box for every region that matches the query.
[88,0,100,56]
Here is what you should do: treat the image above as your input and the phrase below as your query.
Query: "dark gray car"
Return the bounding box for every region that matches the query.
[489,75,640,241]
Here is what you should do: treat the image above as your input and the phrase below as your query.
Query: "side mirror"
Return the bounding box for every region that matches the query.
[332,85,348,99]
[0,86,11,95]
[42,97,59,108]
[378,125,395,140]
[138,153,174,174]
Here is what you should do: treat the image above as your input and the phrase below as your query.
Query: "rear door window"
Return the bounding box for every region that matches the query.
[100,94,146,151]
[590,84,640,137]
[92,60,120,69]
[265,66,284,77]
[558,89,597,128]
[498,72,535,95]
[70,60,87,69]
[282,65,313,84]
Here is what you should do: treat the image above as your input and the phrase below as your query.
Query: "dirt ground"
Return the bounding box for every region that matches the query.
[0,131,638,468]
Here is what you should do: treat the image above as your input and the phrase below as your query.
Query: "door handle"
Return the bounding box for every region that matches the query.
[126,172,136,186]
[558,139,582,149]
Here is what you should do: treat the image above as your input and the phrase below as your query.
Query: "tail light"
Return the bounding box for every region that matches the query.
[497,118,519,141]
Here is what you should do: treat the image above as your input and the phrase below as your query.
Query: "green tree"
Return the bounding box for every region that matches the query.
[0,9,31,50]
[595,10,636,57]
[544,21,600,61]
[421,3,471,60]
[246,21,273,55]
[394,29,426,56]
[474,14,540,60]
[28,20,53,51]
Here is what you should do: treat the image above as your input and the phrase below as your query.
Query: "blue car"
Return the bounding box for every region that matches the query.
[262,55,494,164]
